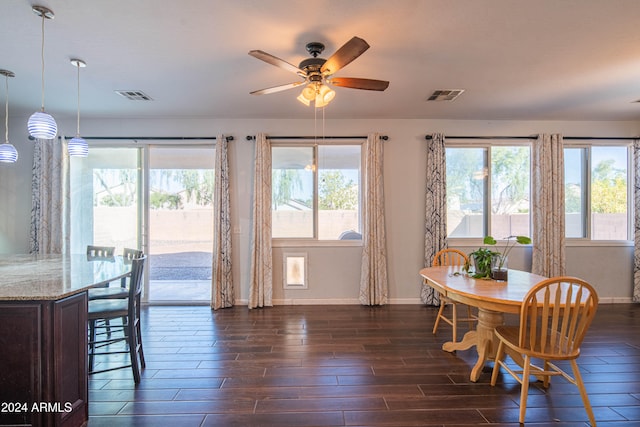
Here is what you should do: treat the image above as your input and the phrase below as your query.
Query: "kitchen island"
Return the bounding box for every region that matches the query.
[0,254,130,427]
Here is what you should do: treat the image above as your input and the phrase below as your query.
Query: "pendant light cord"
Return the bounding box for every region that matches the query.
[40,14,45,112]
[4,75,8,143]
[76,63,81,135]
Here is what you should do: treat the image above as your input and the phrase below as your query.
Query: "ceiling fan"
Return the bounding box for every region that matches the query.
[248,36,389,106]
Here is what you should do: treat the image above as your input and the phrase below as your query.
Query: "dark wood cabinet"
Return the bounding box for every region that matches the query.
[0,292,88,427]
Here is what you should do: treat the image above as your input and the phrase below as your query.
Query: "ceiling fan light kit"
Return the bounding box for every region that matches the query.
[249,36,389,108]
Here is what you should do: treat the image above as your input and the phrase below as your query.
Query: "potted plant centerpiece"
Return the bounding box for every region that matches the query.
[465,235,531,280]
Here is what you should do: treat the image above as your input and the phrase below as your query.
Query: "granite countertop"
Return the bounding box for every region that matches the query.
[0,254,131,301]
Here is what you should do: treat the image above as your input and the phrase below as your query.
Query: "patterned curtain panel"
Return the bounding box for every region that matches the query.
[531,133,566,277]
[248,133,273,309]
[421,133,447,305]
[359,133,389,306]
[633,139,640,302]
[30,138,69,254]
[211,134,234,310]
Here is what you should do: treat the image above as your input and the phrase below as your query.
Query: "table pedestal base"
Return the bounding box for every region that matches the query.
[442,308,504,382]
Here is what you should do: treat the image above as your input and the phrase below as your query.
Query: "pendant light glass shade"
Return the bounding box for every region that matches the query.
[69,59,88,157]
[0,143,18,163]
[68,137,88,157]
[28,111,57,140]
[28,6,57,140]
[0,69,17,164]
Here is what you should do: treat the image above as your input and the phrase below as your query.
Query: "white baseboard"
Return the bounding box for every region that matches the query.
[234,297,423,306]
[232,297,632,306]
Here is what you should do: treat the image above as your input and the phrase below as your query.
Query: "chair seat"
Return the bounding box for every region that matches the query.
[88,299,128,319]
[495,325,581,360]
[88,287,128,300]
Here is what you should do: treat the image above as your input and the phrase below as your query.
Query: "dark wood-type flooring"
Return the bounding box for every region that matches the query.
[87,303,640,426]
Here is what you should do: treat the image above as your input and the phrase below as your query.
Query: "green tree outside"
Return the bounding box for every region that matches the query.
[591,159,626,213]
[319,170,358,210]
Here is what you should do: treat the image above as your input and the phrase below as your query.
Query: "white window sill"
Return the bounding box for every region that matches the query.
[272,239,362,248]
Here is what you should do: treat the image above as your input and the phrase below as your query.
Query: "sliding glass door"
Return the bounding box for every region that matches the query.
[147,147,214,303]
[70,144,215,304]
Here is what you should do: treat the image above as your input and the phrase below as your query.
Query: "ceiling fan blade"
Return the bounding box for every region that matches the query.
[329,77,389,91]
[250,81,305,95]
[321,36,370,75]
[249,50,303,75]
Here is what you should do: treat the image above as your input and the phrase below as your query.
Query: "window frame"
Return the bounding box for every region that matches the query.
[270,139,364,247]
[563,141,633,244]
[445,140,532,245]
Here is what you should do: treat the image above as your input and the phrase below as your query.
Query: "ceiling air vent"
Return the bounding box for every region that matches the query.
[427,89,464,101]
[115,90,153,101]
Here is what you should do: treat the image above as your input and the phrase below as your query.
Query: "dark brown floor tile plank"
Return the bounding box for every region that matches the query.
[201,411,345,426]
[256,397,387,412]
[118,400,256,415]
[151,366,265,378]
[90,389,179,402]
[344,409,487,425]
[295,384,425,398]
[88,414,205,427]
[174,387,305,401]
[338,374,453,386]
[265,366,373,376]
[222,375,338,387]
[99,378,224,390]
[88,401,128,416]
[385,395,519,410]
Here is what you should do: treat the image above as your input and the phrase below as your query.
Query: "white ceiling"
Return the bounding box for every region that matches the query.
[2,0,640,121]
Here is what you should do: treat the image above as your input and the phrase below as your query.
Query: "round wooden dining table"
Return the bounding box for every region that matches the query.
[419,265,548,382]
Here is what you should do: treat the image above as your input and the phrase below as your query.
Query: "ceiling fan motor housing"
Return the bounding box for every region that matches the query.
[299,57,326,82]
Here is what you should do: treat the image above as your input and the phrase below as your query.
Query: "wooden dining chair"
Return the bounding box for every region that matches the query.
[88,255,147,383]
[431,248,476,343]
[490,276,599,425]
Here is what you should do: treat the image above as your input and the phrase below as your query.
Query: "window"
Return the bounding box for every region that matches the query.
[564,145,629,240]
[272,143,361,240]
[446,144,530,239]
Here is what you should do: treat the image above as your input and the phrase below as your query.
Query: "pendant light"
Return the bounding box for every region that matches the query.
[0,70,18,163]
[68,59,88,157]
[27,5,57,140]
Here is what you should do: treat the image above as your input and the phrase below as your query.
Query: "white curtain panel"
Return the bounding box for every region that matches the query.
[421,133,447,305]
[531,133,566,277]
[633,139,640,302]
[248,133,273,308]
[30,138,69,254]
[359,133,389,306]
[211,134,234,310]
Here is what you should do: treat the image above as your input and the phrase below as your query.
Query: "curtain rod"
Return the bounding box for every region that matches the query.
[424,135,637,141]
[30,135,234,142]
[246,135,388,141]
